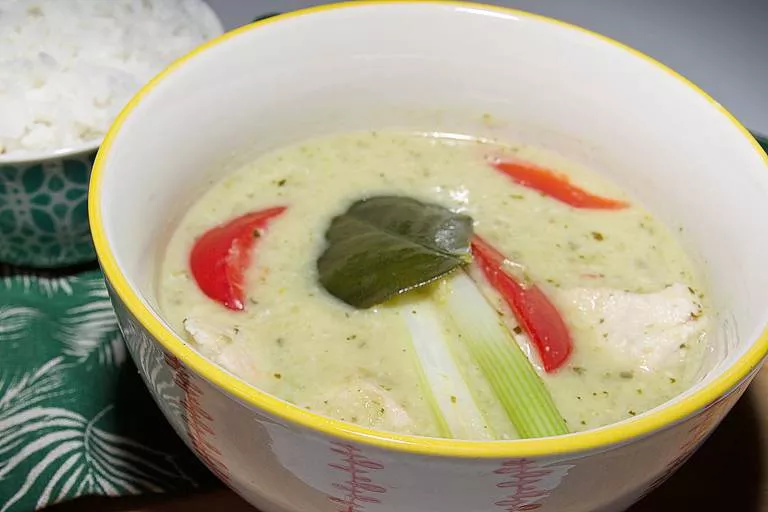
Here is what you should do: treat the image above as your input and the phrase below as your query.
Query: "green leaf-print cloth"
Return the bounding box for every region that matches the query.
[0,265,217,512]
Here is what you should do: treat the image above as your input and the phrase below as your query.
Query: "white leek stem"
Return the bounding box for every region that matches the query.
[401,300,494,440]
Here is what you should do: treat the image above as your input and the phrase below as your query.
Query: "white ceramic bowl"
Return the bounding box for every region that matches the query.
[90,3,768,511]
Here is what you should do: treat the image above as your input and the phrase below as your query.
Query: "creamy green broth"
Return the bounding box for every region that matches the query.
[158,131,709,439]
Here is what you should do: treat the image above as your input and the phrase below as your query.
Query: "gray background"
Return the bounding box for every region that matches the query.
[205,0,768,137]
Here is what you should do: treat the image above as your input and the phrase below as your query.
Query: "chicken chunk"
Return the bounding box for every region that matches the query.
[182,317,262,381]
[313,379,413,431]
[553,283,706,373]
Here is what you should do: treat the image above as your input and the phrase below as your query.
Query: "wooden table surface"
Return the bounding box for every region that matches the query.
[48,365,768,512]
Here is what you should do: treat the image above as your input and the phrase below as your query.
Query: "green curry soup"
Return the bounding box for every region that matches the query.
[158,131,709,439]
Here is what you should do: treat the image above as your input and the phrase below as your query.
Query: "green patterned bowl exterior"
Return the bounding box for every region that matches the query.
[0,149,97,268]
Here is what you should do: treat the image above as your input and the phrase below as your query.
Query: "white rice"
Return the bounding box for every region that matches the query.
[0,0,223,158]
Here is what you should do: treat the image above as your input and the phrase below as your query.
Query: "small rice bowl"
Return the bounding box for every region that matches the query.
[0,0,222,157]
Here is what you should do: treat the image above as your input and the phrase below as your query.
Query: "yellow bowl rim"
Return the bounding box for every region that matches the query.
[89,0,768,458]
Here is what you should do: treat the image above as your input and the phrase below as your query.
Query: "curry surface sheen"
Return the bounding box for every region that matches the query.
[158,131,709,439]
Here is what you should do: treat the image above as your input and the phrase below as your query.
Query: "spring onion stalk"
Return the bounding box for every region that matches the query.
[442,271,568,438]
[400,300,495,440]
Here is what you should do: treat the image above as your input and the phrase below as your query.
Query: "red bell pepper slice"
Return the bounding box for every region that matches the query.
[471,235,573,373]
[491,159,628,210]
[189,206,286,311]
